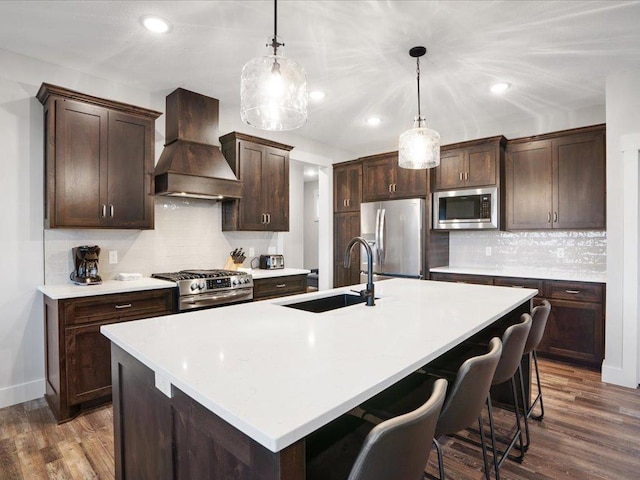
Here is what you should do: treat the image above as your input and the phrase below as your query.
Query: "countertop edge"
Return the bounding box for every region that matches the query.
[38,278,176,299]
[430,266,606,284]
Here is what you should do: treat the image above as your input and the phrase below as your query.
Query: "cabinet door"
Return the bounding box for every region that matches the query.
[263,146,289,231]
[107,112,154,228]
[65,323,113,405]
[537,298,603,367]
[435,149,466,190]
[334,212,361,287]
[55,99,108,227]
[237,141,266,230]
[505,140,553,229]
[552,132,606,229]
[334,163,362,213]
[363,157,394,201]
[466,143,497,187]
[395,163,428,198]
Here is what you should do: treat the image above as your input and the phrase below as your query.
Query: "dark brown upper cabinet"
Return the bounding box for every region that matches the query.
[362,151,427,202]
[220,132,293,231]
[433,136,506,191]
[333,161,362,213]
[37,83,160,229]
[505,125,605,230]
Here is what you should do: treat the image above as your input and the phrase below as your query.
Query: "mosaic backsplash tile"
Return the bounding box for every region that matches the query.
[44,198,278,284]
[448,230,606,273]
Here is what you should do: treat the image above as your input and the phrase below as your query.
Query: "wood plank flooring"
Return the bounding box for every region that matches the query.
[1,359,639,479]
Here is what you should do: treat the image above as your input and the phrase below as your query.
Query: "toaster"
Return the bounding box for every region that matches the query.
[259,254,284,270]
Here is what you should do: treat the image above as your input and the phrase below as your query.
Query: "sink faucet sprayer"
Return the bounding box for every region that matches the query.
[344,236,375,306]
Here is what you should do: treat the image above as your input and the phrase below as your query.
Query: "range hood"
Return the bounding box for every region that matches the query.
[154,88,242,200]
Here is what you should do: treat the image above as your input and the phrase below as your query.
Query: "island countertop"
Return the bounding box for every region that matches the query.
[101,278,536,453]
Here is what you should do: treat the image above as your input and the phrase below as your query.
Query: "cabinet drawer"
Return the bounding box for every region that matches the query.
[430,272,494,285]
[62,288,176,326]
[254,275,308,300]
[493,277,543,295]
[543,281,603,303]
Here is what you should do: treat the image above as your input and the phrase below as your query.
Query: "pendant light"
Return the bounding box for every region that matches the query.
[398,46,440,169]
[240,0,307,131]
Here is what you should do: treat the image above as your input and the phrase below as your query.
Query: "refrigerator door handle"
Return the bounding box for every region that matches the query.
[379,208,386,266]
[374,208,381,264]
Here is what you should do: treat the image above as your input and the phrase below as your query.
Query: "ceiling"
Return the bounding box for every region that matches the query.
[2,0,640,158]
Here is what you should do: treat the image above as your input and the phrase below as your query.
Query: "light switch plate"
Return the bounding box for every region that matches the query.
[109,250,118,264]
[485,247,492,256]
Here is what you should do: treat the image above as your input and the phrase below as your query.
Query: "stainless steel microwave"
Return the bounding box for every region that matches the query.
[433,187,499,230]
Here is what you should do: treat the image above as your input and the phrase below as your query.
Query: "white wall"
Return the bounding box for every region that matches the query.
[303,181,320,269]
[0,47,350,408]
[602,70,640,388]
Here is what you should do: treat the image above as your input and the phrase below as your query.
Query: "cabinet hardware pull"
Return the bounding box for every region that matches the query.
[109,204,114,217]
[262,213,266,224]
[547,212,551,223]
[388,184,392,193]
[276,283,286,288]
[511,285,524,288]
[343,199,347,207]
[347,199,351,207]
[393,184,397,192]
[554,212,558,223]
[565,290,580,294]
[459,172,463,181]
[101,204,107,218]
[267,213,271,224]
[465,172,469,180]
[115,304,132,309]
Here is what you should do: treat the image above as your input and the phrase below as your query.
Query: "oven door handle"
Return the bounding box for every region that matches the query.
[180,288,253,310]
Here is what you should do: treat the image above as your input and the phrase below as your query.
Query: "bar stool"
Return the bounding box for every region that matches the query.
[519,299,551,451]
[358,338,503,480]
[485,313,532,480]
[306,378,447,480]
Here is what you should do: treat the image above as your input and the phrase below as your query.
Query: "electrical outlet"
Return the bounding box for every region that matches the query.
[249,247,255,257]
[557,247,565,258]
[109,250,118,264]
[485,247,492,256]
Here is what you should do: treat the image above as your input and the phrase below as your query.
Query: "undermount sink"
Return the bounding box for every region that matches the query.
[281,293,371,313]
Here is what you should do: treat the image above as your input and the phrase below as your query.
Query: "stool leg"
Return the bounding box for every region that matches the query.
[528,351,545,421]
[478,414,491,480]
[518,364,531,451]
[510,376,525,462]
[433,438,445,480]
[486,395,500,480]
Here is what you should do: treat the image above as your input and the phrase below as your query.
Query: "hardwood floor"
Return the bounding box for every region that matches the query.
[1,359,639,479]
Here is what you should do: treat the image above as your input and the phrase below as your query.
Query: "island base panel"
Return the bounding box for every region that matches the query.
[111,344,305,480]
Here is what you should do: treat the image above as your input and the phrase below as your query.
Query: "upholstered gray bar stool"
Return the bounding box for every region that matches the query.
[484,313,532,480]
[520,299,551,450]
[359,338,503,480]
[306,378,447,480]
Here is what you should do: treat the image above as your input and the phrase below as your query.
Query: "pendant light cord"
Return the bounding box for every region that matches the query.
[416,56,422,127]
[270,0,283,55]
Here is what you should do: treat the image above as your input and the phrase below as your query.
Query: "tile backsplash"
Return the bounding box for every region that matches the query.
[448,230,606,273]
[44,198,278,284]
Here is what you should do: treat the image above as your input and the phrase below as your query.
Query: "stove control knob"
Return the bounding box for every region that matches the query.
[199,281,206,290]
[232,279,239,286]
[190,283,198,292]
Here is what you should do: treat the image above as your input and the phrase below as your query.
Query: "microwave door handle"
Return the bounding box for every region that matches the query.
[379,208,386,266]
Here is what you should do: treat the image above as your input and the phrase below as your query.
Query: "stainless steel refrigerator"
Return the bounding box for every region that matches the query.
[360,198,424,281]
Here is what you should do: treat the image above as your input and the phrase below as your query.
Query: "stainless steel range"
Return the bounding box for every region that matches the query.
[152,269,253,312]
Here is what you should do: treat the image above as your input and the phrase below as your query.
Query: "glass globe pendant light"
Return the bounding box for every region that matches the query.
[398,46,440,169]
[240,0,307,131]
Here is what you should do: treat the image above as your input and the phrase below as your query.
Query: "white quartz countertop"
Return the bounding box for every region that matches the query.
[101,278,535,453]
[430,266,606,284]
[239,267,311,279]
[38,278,175,300]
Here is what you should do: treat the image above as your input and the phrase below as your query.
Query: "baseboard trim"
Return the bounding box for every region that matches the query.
[0,379,45,409]
[601,362,638,388]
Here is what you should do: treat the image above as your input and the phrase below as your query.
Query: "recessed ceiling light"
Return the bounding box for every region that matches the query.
[309,90,326,101]
[366,116,381,127]
[490,82,511,94]
[141,16,171,33]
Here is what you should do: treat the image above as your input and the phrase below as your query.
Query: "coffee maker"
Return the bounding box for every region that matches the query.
[71,245,102,285]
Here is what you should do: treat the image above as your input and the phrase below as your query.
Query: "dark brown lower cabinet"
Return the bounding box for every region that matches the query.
[253,275,308,300]
[430,272,605,368]
[44,288,176,423]
[334,212,361,287]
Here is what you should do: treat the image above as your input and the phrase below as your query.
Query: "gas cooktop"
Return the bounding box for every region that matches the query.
[152,269,249,282]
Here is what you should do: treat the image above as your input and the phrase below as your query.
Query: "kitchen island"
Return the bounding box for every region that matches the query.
[101,278,536,479]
